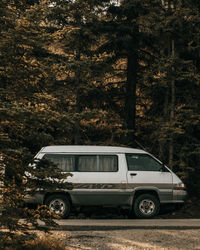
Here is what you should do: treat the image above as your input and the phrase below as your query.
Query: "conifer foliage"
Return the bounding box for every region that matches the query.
[0,0,200,246]
[140,0,200,196]
[0,0,73,247]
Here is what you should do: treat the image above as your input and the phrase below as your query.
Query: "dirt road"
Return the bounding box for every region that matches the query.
[45,228,200,249]
[35,219,200,249]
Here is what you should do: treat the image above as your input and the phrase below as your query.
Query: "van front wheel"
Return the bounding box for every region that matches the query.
[133,194,160,218]
[45,194,71,218]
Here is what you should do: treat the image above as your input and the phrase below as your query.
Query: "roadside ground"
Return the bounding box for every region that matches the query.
[36,228,200,250]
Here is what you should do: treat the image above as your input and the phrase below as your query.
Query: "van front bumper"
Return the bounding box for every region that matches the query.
[172,189,187,203]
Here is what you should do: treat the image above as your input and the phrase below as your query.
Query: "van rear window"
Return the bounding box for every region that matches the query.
[43,154,75,172]
[43,154,118,172]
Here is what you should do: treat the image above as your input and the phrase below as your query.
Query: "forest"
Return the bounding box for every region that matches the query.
[0,0,200,210]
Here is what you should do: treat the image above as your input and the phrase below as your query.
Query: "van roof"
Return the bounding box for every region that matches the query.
[39,145,147,154]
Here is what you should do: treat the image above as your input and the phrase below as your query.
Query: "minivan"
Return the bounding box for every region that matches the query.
[28,145,187,218]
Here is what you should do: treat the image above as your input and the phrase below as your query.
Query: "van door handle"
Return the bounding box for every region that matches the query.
[130,173,137,176]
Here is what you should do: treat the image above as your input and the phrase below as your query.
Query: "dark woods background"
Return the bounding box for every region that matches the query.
[0,0,200,200]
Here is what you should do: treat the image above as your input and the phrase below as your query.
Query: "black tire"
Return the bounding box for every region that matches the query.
[45,194,71,218]
[133,194,160,218]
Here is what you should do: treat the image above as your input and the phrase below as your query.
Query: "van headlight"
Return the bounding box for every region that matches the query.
[174,182,185,190]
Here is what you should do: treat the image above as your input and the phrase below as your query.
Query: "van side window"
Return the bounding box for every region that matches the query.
[43,154,118,172]
[126,154,162,171]
[43,154,75,172]
[78,156,97,172]
[77,155,118,172]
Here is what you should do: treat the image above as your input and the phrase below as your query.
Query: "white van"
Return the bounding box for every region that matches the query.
[29,145,187,218]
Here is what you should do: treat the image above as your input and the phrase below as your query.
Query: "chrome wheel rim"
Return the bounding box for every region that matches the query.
[49,199,66,214]
[139,199,155,215]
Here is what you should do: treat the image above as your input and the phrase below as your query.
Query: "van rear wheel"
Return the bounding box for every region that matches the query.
[45,194,71,218]
[133,194,160,218]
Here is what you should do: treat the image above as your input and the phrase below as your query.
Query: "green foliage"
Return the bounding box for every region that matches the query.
[0,150,73,248]
[42,0,123,144]
[0,0,73,247]
[0,2,200,247]
[139,0,200,197]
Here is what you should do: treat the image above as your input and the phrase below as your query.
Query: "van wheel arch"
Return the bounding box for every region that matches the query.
[133,190,160,201]
[44,192,72,205]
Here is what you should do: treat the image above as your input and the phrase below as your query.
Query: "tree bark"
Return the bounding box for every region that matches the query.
[169,39,175,169]
[124,51,138,146]
[74,36,81,145]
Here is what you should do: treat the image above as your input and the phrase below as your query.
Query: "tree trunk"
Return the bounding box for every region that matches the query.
[74,37,81,145]
[124,51,138,146]
[159,86,169,160]
[169,39,175,169]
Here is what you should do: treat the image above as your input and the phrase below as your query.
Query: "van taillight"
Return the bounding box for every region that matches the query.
[174,183,185,190]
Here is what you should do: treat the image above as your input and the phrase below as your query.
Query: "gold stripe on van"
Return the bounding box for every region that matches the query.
[73,183,172,189]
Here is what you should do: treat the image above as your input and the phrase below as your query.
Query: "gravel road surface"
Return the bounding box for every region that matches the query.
[36,220,200,249]
[39,228,200,250]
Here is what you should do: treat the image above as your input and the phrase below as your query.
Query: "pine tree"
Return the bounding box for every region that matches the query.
[140,0,200,197]
[97,0,164,146]
[43,0,124,145]
[0,1,73,246]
